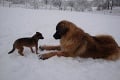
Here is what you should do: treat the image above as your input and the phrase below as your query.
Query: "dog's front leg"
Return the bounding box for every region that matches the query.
[39,51,68,60]
[39,52,58,60]
[39,45,61,51]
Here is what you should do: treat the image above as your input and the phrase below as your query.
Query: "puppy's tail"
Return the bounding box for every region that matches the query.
[8,44,15,54]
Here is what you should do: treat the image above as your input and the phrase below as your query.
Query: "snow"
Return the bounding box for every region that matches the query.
[0,7,120,80]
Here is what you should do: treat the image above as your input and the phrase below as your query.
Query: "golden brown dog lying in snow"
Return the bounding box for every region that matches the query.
[39,20,120,60]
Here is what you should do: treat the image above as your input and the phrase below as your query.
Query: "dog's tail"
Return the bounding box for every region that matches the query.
[8,44,15,54]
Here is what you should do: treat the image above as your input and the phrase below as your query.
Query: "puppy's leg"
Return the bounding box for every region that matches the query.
[18,47,24,56]
[39,45,61,51]
[35,44,38,54]
[30,47,34,53]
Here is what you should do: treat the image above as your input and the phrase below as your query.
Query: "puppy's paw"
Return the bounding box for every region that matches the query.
[32,51,35,53]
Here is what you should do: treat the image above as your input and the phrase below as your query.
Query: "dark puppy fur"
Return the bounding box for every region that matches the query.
[8,32,44,56]
[39,20,120,60]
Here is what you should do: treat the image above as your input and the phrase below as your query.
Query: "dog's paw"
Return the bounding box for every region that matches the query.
[39,54,48,60]
[39,46,44,51]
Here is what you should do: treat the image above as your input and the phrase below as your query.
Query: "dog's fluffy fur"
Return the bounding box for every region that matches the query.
[8,32,44,56]
[39,20,120,60]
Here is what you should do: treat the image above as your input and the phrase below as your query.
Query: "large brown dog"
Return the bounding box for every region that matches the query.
[8,32,44,56]
[39,20,120,60]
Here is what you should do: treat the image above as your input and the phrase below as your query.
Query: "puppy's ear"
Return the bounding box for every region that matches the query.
[36,32,39,34]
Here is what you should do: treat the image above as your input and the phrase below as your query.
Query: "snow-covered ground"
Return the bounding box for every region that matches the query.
[0,7,120,80]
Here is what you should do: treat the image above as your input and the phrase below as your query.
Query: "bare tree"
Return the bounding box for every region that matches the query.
[44,0,48,5]
[67,1,74,11]
[52,0,62,10]
[33,0,39,9]
[114,0,120,6]
[74,0,89,11]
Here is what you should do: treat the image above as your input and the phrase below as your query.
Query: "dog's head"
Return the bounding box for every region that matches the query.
[53,21,69,39]
[33,32,44,39]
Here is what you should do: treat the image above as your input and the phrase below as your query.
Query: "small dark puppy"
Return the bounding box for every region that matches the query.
[8,32,44,56]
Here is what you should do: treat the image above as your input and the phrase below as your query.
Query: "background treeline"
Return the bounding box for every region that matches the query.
[0,0,120,11]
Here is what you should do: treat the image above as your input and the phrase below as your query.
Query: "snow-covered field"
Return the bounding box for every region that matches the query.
[0,7,120,80]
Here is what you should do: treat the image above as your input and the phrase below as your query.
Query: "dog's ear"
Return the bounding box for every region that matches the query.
[57,23,69,34]
[61,27,69,35]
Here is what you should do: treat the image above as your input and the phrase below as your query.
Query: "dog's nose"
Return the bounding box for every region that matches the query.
[53,34,55,38]
[41,37,44,39]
